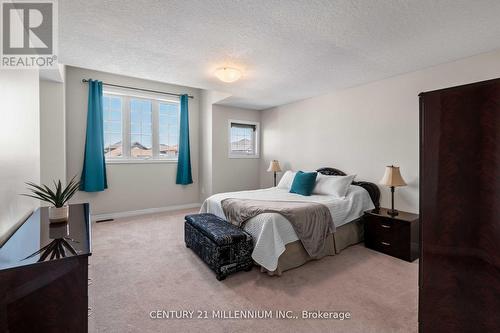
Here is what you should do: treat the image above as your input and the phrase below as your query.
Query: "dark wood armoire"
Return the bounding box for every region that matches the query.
[419,78,500,332]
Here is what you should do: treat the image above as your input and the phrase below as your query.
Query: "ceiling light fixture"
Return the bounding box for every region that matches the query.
[214,67,242,83]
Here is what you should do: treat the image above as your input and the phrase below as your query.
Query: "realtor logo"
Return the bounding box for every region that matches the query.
[1,0,58,68]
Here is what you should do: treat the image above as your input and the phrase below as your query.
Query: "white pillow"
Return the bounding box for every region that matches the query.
[313,174,356,198]
[277,171,296,189]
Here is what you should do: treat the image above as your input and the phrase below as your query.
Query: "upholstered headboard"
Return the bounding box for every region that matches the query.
[316,167,380,210]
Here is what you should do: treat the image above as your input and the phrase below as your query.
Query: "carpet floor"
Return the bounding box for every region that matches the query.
[88,208,418,333]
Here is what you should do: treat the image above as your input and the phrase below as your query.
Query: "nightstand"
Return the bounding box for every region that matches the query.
[363,207,419,262]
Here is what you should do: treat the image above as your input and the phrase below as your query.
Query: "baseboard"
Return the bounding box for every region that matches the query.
[91,203,201,221]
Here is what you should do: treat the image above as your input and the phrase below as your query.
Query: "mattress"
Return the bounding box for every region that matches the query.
[200,185,374,271]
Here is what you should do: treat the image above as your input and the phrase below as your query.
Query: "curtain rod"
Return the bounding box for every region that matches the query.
[81,79,194,99]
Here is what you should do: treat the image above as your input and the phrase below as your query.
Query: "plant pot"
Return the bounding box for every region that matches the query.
[48,206,69,223]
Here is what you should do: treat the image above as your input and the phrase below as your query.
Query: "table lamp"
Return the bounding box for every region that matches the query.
[267,160,282,186]
[379,165,407,216]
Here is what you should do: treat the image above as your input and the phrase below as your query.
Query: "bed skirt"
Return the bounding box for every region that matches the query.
[260,219,364,276]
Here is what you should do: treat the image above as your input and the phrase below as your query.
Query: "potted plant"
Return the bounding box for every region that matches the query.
[22,176,80,223]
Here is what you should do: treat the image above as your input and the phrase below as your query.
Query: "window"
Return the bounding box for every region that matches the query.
[130,99,152,158]
[103,95,123,157]
[228,120,260,158]
[103,90,180,162]
[159,102,180,159]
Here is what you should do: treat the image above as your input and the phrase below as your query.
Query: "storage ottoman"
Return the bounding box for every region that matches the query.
[184,213,253,280]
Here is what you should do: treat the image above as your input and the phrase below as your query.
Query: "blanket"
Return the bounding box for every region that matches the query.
[221,199,334,258]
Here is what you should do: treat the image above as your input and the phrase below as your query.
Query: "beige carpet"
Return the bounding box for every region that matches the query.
[88,208,418,333]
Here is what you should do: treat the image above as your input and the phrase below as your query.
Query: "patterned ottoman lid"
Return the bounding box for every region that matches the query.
[185,213,251,246]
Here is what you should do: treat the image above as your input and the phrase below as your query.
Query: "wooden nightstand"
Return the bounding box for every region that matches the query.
[363,207,419,262]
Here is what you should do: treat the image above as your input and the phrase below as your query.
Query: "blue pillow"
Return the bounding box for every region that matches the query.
[290,171,318,196]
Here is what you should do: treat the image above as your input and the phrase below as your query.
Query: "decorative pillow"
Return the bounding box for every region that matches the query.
[313,174,356,198]
[289,171,318,196]
[277,170,296,189]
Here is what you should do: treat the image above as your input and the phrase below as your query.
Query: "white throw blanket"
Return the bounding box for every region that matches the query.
[200,186,374,271]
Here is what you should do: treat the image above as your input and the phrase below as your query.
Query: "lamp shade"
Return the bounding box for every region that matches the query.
[379,165,407,187]
[267,160,282,173]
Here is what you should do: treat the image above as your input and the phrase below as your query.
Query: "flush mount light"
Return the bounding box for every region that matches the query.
[214,67,242,83]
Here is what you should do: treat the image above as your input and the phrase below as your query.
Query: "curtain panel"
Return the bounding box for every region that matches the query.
[80,79,108,192]
[176,94,193,185]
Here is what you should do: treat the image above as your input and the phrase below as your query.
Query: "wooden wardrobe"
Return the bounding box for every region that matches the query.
[419,78,499,332]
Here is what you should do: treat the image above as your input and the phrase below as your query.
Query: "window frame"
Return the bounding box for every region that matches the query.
[227,119,260,159]
[102,94,124,161]
[103,88,181,164]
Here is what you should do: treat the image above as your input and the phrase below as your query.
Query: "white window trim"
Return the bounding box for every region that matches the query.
[102,94,124,162]
[228,119,260,159]
[103,89,180,163]
[104,87,179,104]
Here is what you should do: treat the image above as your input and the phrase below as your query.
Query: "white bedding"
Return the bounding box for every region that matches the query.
[200,185,374,271]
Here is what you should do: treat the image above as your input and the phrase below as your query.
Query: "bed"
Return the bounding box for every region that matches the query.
[200,167,380,275]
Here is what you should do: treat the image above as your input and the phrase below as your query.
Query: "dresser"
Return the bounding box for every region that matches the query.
[364,208,419,262]
[419,79,499,332]
[0,203,91,333]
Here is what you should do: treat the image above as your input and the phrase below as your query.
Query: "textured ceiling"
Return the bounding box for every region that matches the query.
[59,0,500,110]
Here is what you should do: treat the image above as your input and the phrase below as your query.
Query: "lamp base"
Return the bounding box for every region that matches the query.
[387,209,399,217]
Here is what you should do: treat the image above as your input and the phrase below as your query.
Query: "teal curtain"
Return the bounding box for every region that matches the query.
[80,80,108,192]
[176,94,193,185]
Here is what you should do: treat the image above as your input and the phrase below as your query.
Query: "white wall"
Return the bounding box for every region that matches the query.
[40,73,66,185]
[261,49,500,213]
[65,66,200,215]
[199,90,232,201]
[212,104,261,194]
[0,70,40,245]
[199,91,214,201]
